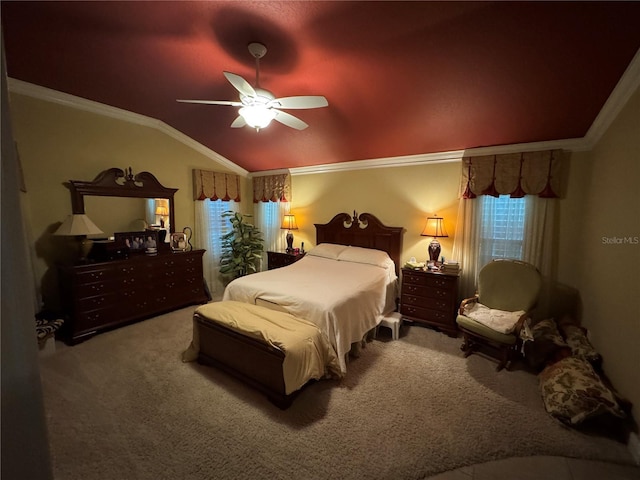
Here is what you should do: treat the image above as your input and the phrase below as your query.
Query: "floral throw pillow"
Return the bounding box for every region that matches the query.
[558,322,602,368]
[538,356,625,426]
[524,318,571,370]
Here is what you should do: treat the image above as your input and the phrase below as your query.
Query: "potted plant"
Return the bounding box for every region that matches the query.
[219,211,264,279]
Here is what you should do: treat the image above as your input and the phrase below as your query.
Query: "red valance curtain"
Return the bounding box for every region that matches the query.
[253,173,291,203]
[459,149,564,199]
[193,169,241,202]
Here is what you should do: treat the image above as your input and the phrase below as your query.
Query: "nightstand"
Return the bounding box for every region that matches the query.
[400,268,459,336]
[267,251,306,270]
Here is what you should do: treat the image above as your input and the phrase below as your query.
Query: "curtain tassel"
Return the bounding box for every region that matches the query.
[510,153,527,198]
[538,152,559,198]
[462,160,477,199]
[481,155,500,197]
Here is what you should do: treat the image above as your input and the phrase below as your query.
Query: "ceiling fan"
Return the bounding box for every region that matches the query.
[177,42,328,131]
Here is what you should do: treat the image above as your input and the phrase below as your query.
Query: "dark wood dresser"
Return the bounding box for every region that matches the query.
[267,251,305,270]
[59,249,207,344]
[400,267,459,336]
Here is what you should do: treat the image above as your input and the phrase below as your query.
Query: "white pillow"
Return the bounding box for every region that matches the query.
[337,246,392,268]
[307,243,348,260]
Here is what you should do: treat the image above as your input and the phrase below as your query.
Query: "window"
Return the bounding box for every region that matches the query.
[478,195,526,268]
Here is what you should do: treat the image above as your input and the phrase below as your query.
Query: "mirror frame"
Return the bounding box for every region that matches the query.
[66,167,177,233]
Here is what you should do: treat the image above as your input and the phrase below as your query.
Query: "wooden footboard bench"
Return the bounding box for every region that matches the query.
[183,301,341,409]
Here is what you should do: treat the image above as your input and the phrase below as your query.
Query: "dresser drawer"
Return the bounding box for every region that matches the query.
[76,292,118,312]
[74,305,123,333]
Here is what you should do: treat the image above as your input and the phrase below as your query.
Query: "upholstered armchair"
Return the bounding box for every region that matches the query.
[456,259,542,371]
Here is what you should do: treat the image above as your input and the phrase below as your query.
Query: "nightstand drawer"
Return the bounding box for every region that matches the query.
[401,294,449,311]
[403,271,456,288]
[402,283,426,296]
[402,284,453,301]
[400,304,451,323]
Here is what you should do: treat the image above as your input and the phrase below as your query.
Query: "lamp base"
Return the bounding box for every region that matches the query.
[286,232,294,253]
[79,237,94,263]
[428,238,441,264]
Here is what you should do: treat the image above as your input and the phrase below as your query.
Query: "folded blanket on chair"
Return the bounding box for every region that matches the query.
[463,302,525,334]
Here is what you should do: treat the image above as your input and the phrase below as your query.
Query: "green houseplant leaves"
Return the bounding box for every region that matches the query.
[219,211,264,279]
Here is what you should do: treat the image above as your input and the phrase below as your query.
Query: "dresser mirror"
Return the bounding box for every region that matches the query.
[66,167,177,239]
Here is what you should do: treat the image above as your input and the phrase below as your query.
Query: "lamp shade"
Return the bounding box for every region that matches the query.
[54,214,103,236]
[281,214,298,230]
[155,206,168,216]
[420,216,448,238]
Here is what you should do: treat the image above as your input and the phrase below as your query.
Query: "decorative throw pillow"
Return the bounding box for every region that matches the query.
[538,356,625,426]
[523,318,571,370]
[558,320,602,368]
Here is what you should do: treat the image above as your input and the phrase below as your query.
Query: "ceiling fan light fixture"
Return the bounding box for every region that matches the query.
[239,105,276,129]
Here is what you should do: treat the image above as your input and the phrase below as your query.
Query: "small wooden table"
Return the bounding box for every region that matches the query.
[267,251,306,270]
[400,267,459,336]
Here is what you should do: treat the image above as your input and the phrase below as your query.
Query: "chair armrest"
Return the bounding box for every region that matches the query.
[513,312,531,337]
[459,295,479,315]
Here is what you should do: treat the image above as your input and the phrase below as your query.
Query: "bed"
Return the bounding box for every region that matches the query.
[186,212,403,407]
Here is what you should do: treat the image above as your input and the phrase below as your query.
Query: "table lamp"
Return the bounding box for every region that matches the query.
[54,214,104,262]
[420,215,448,265]
[155,205,168,228]
[281,214,298,253]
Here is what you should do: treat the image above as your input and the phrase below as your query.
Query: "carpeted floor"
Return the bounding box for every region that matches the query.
[39,305,634,480]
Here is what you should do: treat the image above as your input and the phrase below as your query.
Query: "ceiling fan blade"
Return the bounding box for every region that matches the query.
[176,99,242,106]
[223,71,256,98]
[230,115,247,128]
[273,109,309,130]
[270,96,328,109]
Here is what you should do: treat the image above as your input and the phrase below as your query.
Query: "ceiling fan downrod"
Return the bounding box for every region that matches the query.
[248,42,267,88]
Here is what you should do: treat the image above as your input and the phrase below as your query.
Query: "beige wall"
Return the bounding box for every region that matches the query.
[291,162,462,265]
[558,86,640,420]
[9,92,250,308]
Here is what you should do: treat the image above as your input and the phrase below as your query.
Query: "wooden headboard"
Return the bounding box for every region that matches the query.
[315,211,404,274]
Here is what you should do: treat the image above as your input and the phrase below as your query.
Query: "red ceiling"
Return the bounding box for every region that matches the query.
[2,1,640,172]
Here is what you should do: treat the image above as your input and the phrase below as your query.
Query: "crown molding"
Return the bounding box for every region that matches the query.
[583,46,640,149]
[7,78,249,177]
[289,137,587,176]
[289,150,464,176]
[249,168,291,178]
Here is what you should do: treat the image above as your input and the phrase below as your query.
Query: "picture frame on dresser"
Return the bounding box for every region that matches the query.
[115,230,158,252]
[170,232,188,252]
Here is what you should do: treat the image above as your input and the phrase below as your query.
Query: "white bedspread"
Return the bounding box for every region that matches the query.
[222,255,397,374]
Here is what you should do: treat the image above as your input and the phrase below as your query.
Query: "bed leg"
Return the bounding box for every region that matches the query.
[269,393,294,410]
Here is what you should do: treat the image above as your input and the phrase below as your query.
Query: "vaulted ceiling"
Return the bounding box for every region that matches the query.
[2,1,640,173]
